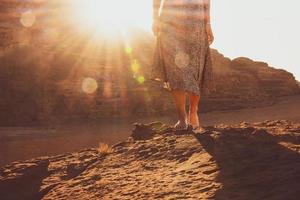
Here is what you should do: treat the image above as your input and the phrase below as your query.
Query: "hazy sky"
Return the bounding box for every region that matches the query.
[68,0,299,80]
[139,0,300,81]
[210,0,300,81]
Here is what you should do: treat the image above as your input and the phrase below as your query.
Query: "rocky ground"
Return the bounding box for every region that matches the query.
[1,120,300,200]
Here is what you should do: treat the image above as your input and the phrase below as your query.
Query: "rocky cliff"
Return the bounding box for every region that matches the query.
[1,120,300,199]
[202,51,300,111]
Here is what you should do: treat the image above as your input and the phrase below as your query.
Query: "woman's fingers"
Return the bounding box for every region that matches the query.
[207,30,214,45]
[208,34,214,45]
[205,25,214,45]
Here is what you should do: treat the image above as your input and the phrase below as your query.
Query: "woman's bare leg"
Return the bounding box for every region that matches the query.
[170,89,188,127]
[187,92,200,128]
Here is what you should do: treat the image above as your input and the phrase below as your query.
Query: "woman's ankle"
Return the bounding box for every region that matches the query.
[177,117,188,124]
[189,109,198,115]
[189,112,199,126]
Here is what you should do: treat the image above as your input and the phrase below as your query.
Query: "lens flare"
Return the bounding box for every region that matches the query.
[20,11,36,27]
[82,77,98,94]
[125,47,133,54]
[131,59,140,73]
[137,75,145,84]
[175,51,190,69]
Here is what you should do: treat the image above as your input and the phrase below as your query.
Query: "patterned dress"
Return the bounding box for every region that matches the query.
[150,0,215,96]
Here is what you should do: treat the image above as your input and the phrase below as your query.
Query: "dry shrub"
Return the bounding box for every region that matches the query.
[98,142,113,155]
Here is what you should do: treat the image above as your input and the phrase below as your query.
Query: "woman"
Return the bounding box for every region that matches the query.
[151,0,215,130]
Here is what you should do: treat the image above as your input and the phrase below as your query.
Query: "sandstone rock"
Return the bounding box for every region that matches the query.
[131,122,156,140]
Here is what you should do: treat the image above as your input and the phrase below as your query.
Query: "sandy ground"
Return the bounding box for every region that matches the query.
[1,120,299,199]
[0,94,299,167]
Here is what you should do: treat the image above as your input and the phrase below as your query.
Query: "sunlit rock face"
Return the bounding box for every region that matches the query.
[200,50,300,112]
[0,1,299,125]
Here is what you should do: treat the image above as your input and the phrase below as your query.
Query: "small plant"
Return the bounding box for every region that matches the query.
[98,142,113,155]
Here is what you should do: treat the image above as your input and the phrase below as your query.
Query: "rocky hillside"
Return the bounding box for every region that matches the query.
[1,120,300,199]
[0,1,299,125]
[204,51,300,111]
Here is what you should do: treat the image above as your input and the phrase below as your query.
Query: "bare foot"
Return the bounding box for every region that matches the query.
[189,112,200,129]
[192,126,206,134]
[173,120,188,130]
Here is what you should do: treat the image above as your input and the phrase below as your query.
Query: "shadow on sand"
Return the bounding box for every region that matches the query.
[0,160,50,200]
[194,126,300,200]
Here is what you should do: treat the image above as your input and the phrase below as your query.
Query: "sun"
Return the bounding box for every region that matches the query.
[69,0,152,35]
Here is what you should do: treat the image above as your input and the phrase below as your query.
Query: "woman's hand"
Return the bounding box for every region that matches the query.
[206,24,214,45]
[152,20,160,36]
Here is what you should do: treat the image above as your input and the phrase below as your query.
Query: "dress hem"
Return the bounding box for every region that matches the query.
[149,78,201,96]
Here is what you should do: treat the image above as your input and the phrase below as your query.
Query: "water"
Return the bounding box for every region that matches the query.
[0,116,173,167]
[1,95,299,167]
